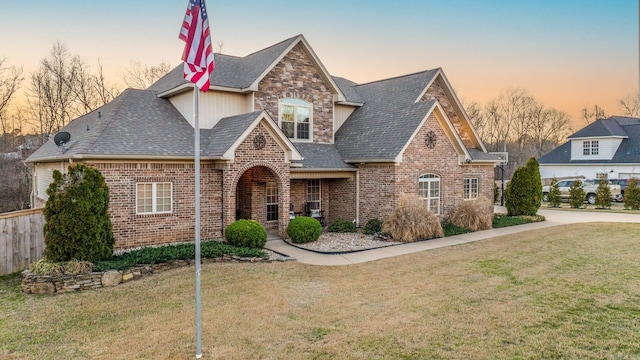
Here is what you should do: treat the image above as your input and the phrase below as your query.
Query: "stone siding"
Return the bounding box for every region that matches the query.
[254,43,335,144]
[422,80,474,148]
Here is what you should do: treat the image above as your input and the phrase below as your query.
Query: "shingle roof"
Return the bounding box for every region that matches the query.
[202,111,263,157]
[467,148,502,161]
[26,89,196,161]
[539,116,640,164]
[568,117,628,138]
[148,36,300,93]
[334,70,439,161]
[332,76,364,104]
[291,143,356,170]
[28,36,495,168]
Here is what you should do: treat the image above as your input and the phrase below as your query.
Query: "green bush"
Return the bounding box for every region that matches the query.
[493,214,545,228]
[362,218,382,235]
[327,218,357,233]
[93,241,267,272]
[442,222,472,236]
[224,220,267,248]
[287,216,323,244]
[494,182,500,203]
[623,178,640,210]
[595,178,612,209]
[43,164,114,262]
[547,177,562,208]
[568,180,586,208]
[505,157,542,216]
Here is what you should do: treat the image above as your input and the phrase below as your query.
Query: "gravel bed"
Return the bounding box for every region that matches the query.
[291,232,401,253]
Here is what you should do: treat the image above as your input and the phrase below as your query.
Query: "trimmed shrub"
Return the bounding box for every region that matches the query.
[623,178,640,210]
[448,198,492,231]
[595,178,612,209]
[44,164,114,262]
[93,240,267,272]
[362,218,382,235]
[568,180,586,208]
[382,194,443,242]
[505,157,542,216]
[547,177,562,208]
[287,216,323,244]
[224,220,267,248]
[327,218,357,233]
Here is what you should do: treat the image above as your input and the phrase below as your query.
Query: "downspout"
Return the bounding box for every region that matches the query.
[356,169,360,227]
[220,169,225,238]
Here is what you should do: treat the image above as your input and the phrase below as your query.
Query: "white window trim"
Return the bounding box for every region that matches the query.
[418,174,440,215]
[279,98,313,142]
[136,182,173,215]
[463,177,479,200]
[265,182,278,223]
[583,140,599,156]
[307,179,322,211]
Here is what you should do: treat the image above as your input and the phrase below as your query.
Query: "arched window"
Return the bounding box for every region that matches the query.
[418,174,440,214]
[279,98,312,141]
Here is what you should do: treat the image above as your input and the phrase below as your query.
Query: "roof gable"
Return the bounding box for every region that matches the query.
[416,69,487,152]
[540,116,640,164]
[204,111,302,161]
[150,35,345,101]
[568,117,630,139]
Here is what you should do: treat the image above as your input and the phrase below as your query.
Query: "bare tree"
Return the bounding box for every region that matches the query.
[216,41,224,53]
[527,107,572,158]
[123,61,172,89]
[28,42,120,135]
[581,104,606,125]
[618,93,640,117]
[0,58,24,135]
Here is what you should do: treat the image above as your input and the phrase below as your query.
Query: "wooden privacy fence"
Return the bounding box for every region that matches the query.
[0,208,45,275]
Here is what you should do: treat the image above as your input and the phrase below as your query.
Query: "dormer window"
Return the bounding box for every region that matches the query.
[583,140,599,156]
[279,98,312,141]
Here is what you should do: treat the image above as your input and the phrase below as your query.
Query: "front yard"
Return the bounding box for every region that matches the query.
[2,222,640,359]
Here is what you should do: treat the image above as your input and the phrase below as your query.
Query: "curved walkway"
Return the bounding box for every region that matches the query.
[264,207,640,266]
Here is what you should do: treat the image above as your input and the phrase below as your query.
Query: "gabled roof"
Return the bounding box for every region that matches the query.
[568,117,629,139]
[291,143,356,170]
[334,70,441,162]
[26,90,302,162]
[149,35,345,101]
[332,76,364,105]
[26,89,196,162]
[203,111,302,161]
[539,116,640,164]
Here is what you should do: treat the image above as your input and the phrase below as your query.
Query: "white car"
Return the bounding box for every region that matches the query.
[542,179,622,205]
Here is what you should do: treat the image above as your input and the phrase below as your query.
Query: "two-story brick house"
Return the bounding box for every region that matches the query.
[26,34,500,250]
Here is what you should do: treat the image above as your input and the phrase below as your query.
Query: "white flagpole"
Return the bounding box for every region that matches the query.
[194,86,203,359]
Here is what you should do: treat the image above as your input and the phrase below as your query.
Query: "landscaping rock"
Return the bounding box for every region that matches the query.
[30,282,55,295]
[101,270,122,287]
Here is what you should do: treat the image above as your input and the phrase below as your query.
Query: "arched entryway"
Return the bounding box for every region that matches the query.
[231,165,289,237]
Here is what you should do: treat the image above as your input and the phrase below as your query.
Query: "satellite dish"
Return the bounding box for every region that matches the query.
[53,132,71,146]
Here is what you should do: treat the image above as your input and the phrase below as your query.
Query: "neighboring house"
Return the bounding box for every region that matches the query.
[539,116,640,180]
[26,34,500,250]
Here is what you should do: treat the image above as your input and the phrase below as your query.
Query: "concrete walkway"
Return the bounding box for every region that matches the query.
[264,206,640,266]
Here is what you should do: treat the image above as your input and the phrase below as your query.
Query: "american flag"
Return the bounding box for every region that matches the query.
[179,0,215,91]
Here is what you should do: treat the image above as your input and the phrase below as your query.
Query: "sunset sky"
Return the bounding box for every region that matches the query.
[1,0,637,128]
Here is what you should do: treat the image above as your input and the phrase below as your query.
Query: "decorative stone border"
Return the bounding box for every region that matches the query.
[21,254,294,295]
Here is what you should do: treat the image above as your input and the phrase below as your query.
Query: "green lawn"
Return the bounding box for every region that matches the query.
[2,222,640,359]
